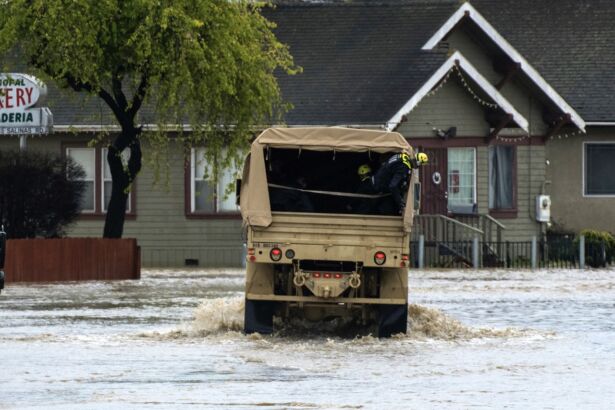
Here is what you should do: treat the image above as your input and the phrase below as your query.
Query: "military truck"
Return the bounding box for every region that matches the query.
[239,127,418,337]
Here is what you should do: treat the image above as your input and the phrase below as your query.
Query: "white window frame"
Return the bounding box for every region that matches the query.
[583,141,615,198]
[447,147,477,213]
[66,147,96,213]
[190,148,240,214]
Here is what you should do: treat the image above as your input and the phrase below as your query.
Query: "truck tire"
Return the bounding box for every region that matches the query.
[377,304,408,337]
[244,299,276,334]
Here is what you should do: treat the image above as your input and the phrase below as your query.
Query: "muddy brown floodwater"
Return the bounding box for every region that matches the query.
[1,268,614,409]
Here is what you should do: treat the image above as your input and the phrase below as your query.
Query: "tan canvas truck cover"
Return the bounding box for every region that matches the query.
[239,127,415,231]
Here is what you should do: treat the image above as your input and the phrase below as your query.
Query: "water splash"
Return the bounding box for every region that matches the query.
[141,297,530,341]
[192,297,245,334]
[406,304,527,340]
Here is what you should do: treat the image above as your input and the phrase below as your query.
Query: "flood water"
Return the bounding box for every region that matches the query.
[1,268,614,409]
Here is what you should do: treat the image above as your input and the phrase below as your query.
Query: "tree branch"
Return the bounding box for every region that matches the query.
[63,74,125,124]
[112,74,129,114]
[128,72,149,119]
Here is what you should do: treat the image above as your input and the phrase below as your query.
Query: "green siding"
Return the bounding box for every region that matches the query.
[0,134,244,267]
[397,79,489,137]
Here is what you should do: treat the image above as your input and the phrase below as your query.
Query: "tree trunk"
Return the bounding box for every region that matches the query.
[103,129,142,238]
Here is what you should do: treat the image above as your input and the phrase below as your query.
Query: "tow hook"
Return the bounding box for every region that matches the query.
[349,272,361,289]
[293,271,306,287]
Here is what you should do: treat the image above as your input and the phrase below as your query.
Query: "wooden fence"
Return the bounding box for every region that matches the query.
[4,238,140,283]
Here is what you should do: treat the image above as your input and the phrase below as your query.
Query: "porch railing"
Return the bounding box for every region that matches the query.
[413,213,506,243]
[409,237,614,269]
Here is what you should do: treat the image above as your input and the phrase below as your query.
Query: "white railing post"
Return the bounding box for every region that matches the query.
[418,235,425,269]
[579,235,585,269]
[531,236,537,270]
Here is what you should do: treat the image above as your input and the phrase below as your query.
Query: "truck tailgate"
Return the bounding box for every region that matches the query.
[251,212,407,248]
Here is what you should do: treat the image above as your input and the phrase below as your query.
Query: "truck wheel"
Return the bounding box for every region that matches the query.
[377,304,408,337]
[244,299,276,334]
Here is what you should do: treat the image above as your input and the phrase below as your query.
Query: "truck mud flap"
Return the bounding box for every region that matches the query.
[377,304,408,338]
[244,299,276,334]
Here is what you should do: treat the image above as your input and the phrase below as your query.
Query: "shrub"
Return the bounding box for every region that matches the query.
[574,229,615,268]
[0,150,85,238]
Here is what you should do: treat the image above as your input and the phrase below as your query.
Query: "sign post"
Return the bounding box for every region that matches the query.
[0,73,53,147]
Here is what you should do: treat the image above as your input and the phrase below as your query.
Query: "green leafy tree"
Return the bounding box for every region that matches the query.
[0,0,296,237]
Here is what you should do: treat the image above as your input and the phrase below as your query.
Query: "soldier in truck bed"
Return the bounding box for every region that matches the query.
[371,151,428,214]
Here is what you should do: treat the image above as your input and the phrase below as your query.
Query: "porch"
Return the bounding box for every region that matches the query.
[411,213,507,268]
[411,215,612,269]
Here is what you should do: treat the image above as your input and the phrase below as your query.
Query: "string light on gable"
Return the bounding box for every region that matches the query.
[454,65,498,109]
[495,133,530,143]
[546,114,586,140]
[549,129,584,140]
[426,68,453,97]
[385,68,454,129]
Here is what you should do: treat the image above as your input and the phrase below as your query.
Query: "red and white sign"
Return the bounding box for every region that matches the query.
[0,74,46,110]
[0,73,52,135]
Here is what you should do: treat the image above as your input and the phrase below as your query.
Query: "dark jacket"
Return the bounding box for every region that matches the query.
[372,153,413,211]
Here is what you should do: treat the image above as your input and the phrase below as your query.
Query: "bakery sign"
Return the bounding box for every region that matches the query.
[0,73,53,135]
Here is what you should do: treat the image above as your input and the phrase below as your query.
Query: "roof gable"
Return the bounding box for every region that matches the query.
[386,50,528,132]
[421,2,585,131]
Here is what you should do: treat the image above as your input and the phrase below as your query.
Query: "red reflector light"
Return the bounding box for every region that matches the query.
[400,262,406,267]
[249,255,256,262]
[313,272,321,278]
[374,251,386,265]
[334,273,342,279]
[270,248,282,261]
[324,272,332,278]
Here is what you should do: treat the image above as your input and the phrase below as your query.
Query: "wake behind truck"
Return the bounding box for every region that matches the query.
[239,127,418,337]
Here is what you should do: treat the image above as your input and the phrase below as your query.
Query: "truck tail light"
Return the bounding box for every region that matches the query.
[248,248,255,256]
[334,273,342,279]
[312,272,321,278]
[323,272,331,278]
[374,251,386,265]
[270,248,282,261]
[401,254,409,261]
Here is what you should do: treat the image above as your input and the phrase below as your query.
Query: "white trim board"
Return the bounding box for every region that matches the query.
[422,2,585,132]
[386,51,529,132]
[586,122,615,127]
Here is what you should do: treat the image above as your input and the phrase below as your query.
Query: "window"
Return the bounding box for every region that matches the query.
[189,148,240,215]
[585,143,615,196]
[489,145,516,213]
[447,148,476,214]
[65,145,135,216]
[66,147,96,213]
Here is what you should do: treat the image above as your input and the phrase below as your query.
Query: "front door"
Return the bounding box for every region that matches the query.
[420,148,448,215]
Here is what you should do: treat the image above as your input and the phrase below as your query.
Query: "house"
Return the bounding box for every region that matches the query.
[1,0,613,267]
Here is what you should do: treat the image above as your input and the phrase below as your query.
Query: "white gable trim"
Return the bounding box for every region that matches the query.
[386,51,529,132]
[422,2,585,131]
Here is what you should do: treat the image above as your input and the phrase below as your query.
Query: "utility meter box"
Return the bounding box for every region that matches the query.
[536,195,551,222]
